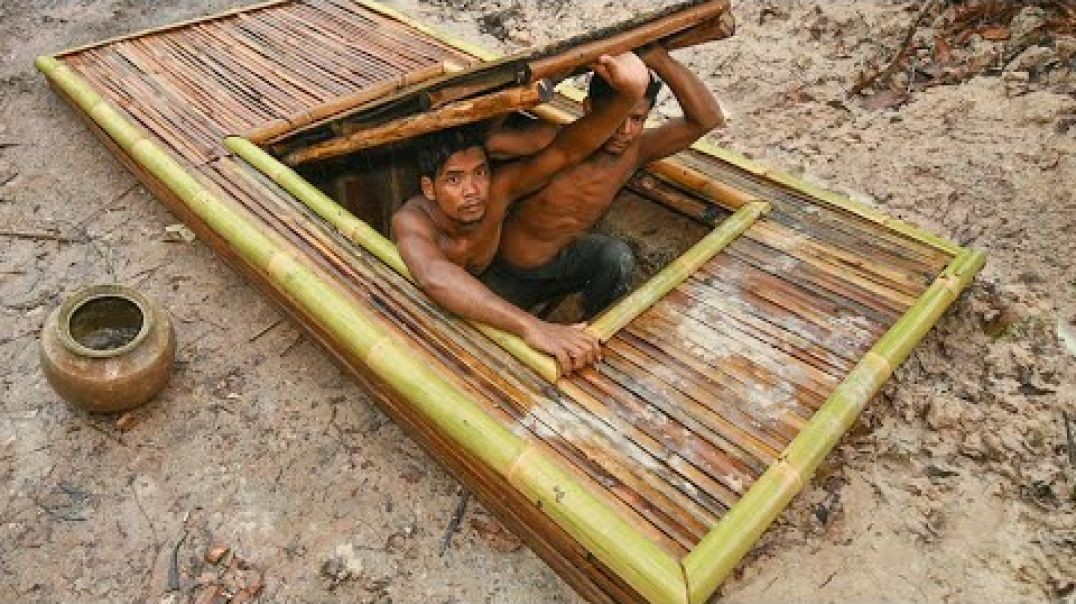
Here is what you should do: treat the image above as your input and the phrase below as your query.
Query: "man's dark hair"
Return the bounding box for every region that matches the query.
[588,69,663,108]
[415,127,487,179]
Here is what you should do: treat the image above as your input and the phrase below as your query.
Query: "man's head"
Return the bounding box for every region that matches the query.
[585,69,663,155]
[416,128,491,227]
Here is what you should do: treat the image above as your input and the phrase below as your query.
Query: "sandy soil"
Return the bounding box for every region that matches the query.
[2,1,1073,602]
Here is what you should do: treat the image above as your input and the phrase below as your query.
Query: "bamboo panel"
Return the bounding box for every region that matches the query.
[40,55,693,602]
[51,83,645,602]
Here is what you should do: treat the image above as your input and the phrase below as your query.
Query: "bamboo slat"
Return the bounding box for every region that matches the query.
[683,250,984,602]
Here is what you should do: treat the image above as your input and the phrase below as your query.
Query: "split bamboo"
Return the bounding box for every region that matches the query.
[225,136,560,382]
[588,201,768,341]
[36,54,685,604]
[682,248,986,603]
[282,80,552,165]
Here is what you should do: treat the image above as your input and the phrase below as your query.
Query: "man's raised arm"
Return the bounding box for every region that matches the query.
[495,52,650,201]
[391,208,600,373]
[636,44,724,164]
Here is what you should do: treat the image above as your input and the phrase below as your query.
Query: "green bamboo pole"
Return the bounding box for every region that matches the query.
[36,54,685,603]
[588,200,768,341]
[224,136,560,383]
[682,248,985,603]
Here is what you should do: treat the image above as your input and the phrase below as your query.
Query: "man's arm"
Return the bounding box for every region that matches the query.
[392,208,600,373]
[485,115,559,160]
[636,44,724,165]
[494,52,650,201]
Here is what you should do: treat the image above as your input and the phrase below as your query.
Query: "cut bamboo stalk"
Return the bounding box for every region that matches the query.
[588,201,768,341]
[37,54,685,604]
[682,248,985,603]
[527,0,731,80]
[281,80,551,165]
[246,60,448,143]
[225,136,560,382]
[646,160,759,211]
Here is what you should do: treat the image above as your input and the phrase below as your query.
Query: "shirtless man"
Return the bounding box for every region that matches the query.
[392,52,650,374]
[482,42,724,318]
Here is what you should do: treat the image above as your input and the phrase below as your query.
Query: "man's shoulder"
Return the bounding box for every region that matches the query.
[393,196,435,232]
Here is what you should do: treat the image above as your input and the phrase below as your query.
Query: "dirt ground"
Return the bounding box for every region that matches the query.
[2,0,1074,602]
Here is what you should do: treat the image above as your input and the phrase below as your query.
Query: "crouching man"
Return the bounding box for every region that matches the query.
[391,52,649,373]
[482,42,725,319]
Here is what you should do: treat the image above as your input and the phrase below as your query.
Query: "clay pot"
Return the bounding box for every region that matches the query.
[39,284,175,413]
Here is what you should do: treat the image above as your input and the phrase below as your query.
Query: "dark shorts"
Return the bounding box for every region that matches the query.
[480,234,635,318]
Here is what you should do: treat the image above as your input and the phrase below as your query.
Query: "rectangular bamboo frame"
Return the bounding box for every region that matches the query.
[35,1,987,601]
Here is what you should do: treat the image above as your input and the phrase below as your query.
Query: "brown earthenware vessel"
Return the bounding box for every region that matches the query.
[39,284,175,413]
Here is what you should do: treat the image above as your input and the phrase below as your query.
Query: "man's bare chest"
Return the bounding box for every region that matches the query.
[439,220,502,274]
[525,161,635,221]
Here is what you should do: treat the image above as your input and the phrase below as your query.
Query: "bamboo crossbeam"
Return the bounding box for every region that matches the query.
[244,59,449,143]
[281,80,552,165]
[225,136,560,382]
[682,248,985,603]
[588,201,768,341]
[36,54,685,604]
[527,0,731,81]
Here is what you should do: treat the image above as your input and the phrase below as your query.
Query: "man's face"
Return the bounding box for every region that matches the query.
[421,146,490,226]
[588,97,652,155]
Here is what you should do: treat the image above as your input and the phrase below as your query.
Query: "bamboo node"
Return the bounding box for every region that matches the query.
[774,458,805,491]
[862,350,893,378]
[264,250,298,281]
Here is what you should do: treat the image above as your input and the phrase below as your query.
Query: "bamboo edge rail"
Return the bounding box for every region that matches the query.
[35,54,687,604]
[224,135,561,382]
[587,201,769,341]
[526,1,731,81]
[682,247,986,602]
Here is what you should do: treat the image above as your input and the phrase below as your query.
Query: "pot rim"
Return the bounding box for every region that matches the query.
[56,284,153,359]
